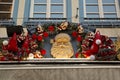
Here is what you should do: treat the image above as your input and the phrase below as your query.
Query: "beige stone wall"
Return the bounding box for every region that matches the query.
[71,0,79,23]
[16,0,26,25]
[96,28,120,37]
[0,64,120,80]
[0,27,8,38]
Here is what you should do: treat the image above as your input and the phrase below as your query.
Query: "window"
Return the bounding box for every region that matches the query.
[102,0,117,18]
[102,0,115,3]
[51,5,63,12]
[34,0,46,3]
[51,13,63,18]
[86,5,99,12]
[51,0,63,3]
[84,0,119,19]
[103,5,116,12]
[104,13,117,18]
[33,13,46,18]
[34,5,46,12]
[86,0,98,4]
[0,0,14,19]
[30,0,66,18]
[86,13,99,18]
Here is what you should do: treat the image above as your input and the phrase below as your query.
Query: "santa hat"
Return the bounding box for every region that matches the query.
[94,31,101,45]
[8,33,18,52]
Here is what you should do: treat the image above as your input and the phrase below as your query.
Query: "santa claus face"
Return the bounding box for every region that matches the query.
[51,41,74,58]
[51,33,74,58]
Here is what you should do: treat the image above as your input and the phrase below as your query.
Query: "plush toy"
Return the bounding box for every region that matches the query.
[77,24,84,34]
[82,31,101,59]
[58,21,68,31]
[36,24,44,36]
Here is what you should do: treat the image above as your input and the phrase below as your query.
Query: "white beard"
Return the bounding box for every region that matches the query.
[51,42,74,58]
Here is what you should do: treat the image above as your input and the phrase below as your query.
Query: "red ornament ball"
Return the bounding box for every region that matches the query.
[43,32,48,37]
[32,34,37,40]
[75,52,79,58]
[72,31,77,37]
[40,49,46,55]
[48,26,55,32]
[38,36,43,41]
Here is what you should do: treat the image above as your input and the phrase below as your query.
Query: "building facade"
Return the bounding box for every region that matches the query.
[0,0,120,38]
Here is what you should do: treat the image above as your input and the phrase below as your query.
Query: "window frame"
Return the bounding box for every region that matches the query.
[30,0,66,18]
[84,0,120,18]
[0,0,14,18]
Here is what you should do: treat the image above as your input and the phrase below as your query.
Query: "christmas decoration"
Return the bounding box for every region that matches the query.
[51,33,74,58]
[27,53,34,59]
[114,36,120,51]
[77,24,84,34]
[88,55,96,60]
[75,29,117,60]
[58,21,68,31]
[34,50,43,58]
[48,26,55,32]
[113,36,120,60]
[2,40,8,46]
[0,21,118,61]
[7,33,18,52]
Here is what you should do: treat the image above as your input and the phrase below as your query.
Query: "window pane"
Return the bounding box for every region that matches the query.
[86,14,99,18]
[51,13,63,18]
[86,6,99,12]
[51,0,63,3]
[102,0,115,3]
[33,14,46,18]
[51,5,63,12]
[34,5,46,12]
[104,14,117,18]
[34,0,46,3]
[86,0,98,3]
[103,6,116,12]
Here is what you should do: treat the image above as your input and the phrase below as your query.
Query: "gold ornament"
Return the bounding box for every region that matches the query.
[114,36,120,51]
[0,51,4,58]
[51,33,74,58]
[34,50,43,58]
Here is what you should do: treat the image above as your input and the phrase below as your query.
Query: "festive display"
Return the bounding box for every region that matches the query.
[51,33,74,58]
[75,30,116,60]
[0,21,118,61]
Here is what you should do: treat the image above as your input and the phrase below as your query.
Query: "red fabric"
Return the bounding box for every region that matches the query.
[2,45,8,50]
[94,30,101,42]
[82,50,91,57]
[0,57,6,61]
[22,36,29,53]
[76,35,82,42]
[90,43,99,54]
[8,33,18,52]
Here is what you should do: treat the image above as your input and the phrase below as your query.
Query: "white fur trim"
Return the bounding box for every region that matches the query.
[89,55,95,60]
[3,40,8,46]
[95,39,101,45]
